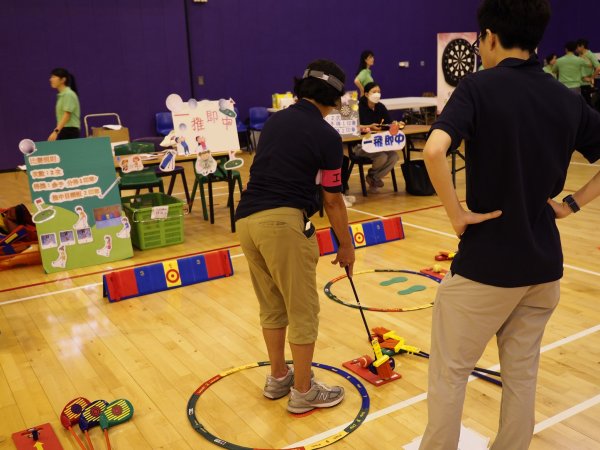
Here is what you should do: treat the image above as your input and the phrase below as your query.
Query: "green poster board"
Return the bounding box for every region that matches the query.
[23,137,133,273]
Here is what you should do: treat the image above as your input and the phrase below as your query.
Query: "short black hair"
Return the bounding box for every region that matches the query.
[544,53,556,65]
[565,41,577,53]
[576,38,589,49]
[477,0,551,53]
[363,82,380,94]
[293,59,346,107]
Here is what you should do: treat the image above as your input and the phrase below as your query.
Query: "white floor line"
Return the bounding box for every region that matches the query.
[1,255,247,307]
[0,282,102,306]
[563,263,600,277]
[402,221,458,239]
[287,323,600,449]
[533,393,600,434]
[346,207,383,218]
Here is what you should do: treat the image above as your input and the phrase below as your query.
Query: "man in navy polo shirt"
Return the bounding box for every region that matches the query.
[236,60,355,414]
[419,0,600,449]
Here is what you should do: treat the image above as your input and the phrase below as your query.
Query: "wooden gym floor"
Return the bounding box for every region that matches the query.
[0,150,599,449]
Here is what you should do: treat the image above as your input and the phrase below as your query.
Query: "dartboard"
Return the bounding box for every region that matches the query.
[441,38,476,87]
[340,104,352,117]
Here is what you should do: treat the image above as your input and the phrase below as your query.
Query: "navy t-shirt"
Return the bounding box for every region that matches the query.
[433,56,600,287]
[235,99,344,220]
[358,96,391,126]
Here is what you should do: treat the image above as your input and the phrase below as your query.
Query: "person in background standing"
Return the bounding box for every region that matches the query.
[542,53,557,78]
[48,68,81,141]
[576,38,600,106]
[553,41,591,93]
[354,50,375,97]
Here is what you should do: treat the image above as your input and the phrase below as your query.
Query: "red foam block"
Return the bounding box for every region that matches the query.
[204,250,233,279]
[382,217,404,241]
[104,268,139,302]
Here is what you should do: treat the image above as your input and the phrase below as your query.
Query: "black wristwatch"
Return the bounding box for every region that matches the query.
[562,194,580,213]
[54,128,60,133]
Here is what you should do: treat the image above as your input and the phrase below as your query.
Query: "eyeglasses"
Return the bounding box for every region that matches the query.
[471,34,482,56]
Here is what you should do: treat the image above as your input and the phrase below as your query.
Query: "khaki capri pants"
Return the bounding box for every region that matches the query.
[237,207,320,344]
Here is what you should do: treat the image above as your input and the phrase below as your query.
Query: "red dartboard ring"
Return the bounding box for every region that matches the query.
[354,232,365,244]
[166,269,180,283]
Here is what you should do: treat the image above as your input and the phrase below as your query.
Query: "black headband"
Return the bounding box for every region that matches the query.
[302,69,344,93]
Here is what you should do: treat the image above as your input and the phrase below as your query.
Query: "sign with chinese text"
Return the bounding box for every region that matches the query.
[165,94,240,155]
[22,137,133,273]
[361,131,406,153]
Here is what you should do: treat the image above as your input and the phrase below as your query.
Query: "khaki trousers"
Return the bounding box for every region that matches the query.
[419,273,560,450]
[237,207,320,344]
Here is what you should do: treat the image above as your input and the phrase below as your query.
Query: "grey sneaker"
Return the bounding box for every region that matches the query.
[287,381,345,414]
[263,366,294,399]
[264,367,316,400]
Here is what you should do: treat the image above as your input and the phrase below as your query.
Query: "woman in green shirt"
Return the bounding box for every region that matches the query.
[48,68,81,141]
[353,50,375,97]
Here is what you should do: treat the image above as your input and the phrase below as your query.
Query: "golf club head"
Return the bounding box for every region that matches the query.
[79,399,108,432]
[99,399,134,430]
[60,397,91,429]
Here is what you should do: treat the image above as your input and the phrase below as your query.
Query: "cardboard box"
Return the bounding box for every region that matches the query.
[91,126,130,143]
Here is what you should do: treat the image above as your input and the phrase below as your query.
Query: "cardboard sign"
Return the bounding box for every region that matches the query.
[165,94,240,155]
[22,137,133,273]
[361,131,406,153]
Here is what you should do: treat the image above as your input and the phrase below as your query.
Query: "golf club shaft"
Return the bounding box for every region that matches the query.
[68,427,87,450]
[345,266,374,344]
[104,429,112,450]
[85,430,95,450]
[414,351,502,378]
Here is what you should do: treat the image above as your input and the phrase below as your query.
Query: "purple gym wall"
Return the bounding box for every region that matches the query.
[0,0,598,172]
[186,0,599,117]
[0,0,191,172]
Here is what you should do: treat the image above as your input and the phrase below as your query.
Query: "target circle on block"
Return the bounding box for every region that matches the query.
[187,361,369,450]
[324,269,441,312]
[165,269,180,283]
[353,232,365,245]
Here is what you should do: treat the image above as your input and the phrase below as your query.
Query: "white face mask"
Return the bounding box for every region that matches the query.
[368,92,381,103]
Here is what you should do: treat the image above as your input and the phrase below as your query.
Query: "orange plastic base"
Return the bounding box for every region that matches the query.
[342,358,402,387]
[420,267,447,281]
[12,423,64,450]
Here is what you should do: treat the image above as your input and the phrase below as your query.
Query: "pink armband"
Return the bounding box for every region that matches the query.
[321,168,342,187]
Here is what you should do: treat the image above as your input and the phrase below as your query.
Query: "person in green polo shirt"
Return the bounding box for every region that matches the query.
[552,41,591,93]
[48,68,81,141]
[353,50,375,97]
[576,38,600,106]
[542,53,557,78]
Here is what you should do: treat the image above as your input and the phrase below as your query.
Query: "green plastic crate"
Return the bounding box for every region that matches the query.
[122,193,185,250]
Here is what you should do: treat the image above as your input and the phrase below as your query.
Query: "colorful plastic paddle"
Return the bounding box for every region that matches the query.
[79,399,108,450]
[99,399,134,450]
[60,397,90,450]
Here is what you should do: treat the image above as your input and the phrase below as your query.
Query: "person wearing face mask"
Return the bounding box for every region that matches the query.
[356,82,404,190]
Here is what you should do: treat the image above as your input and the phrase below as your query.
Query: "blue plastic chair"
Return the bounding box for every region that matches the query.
[155,112,174,136]
[248,107,269,150]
